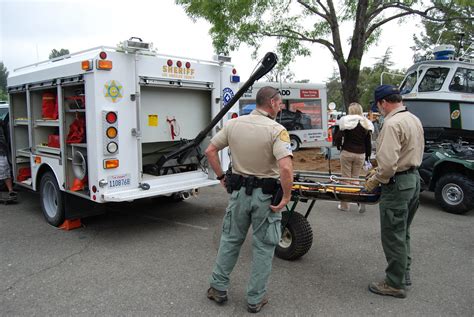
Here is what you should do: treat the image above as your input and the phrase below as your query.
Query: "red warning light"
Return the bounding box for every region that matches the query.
[167,59,173,67]
[232,68,237,75]
[177,61,182,67]
[99,51,107,60]
[106,112,117,124]
[185,62,191,69]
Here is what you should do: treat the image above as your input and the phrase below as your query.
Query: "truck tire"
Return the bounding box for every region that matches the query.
[290,135,300,152]
[40,171,65,226]
[434,173,474,215]
[275,212,313,260]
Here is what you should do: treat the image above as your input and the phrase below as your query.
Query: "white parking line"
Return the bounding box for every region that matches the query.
[142,215,209,231]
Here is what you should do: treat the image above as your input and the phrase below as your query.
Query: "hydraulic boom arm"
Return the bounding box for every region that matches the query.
[155,52,278,172]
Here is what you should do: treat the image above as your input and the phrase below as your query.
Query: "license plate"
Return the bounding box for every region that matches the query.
[108,174,131,188]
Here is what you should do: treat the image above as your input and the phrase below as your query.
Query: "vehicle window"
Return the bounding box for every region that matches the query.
[449,67,473,93]
[0,108,8,121]
[400,71,419,94]
[288,100,322,129]
[418,67,450,92]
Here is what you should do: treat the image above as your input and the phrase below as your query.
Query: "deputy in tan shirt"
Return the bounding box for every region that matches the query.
[366,85,424,299]
[205,86,293,313]
[373,106,424,184]
[211,108,293,178]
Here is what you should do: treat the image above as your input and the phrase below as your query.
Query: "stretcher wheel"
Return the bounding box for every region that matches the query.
[276,212,313,260]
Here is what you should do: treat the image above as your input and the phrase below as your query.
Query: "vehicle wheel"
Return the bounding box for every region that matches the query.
[275,212,313,260]
[290,135,300,152]
[434,173,474,214]
[40,171,65,226]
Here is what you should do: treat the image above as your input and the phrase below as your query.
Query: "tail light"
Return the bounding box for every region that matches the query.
[230,112,238,119]
[103,111,119,156]
[97,60,113,70]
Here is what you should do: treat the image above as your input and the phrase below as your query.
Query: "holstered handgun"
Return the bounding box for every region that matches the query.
[271,185,283,205]
[245,176,256,195]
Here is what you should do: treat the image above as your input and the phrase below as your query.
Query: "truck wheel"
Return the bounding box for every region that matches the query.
[434,173,474,215]
[275,212,313,260]
[40,171,65,226]
[290,135,300,152]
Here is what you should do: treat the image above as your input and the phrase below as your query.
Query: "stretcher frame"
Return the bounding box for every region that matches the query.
[285,170,381,220]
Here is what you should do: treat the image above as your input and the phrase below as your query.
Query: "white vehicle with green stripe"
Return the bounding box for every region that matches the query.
[399,44,474,142]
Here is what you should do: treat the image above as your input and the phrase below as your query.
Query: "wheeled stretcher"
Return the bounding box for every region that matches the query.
[275,170,381,261]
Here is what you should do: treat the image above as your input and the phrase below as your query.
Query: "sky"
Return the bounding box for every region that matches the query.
[0,0,422,84]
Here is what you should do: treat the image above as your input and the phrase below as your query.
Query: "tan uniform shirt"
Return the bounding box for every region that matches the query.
[375,106,425,184]
[211,109,293,178]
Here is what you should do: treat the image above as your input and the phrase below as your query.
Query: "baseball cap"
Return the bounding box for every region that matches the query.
[374,85,400,105]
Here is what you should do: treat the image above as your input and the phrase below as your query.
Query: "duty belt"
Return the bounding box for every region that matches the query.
[388,167,418,184]
[227,174,279,195]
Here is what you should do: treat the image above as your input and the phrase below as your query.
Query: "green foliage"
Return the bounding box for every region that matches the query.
[0,89,7,102]
[0,62,8,94]
[176,0,467,108]
[326,69,343,111]
[49,48,70,60]
[413,1,473,56]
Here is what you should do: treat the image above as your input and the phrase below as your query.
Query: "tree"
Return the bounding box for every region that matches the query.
[413,0,473,57]
[265,67,295,82]
[49,48,70,60]
[327,48,405,110]
[177,0,471,110]
[0,62,8,101]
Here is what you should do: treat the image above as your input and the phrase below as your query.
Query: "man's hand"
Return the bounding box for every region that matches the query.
[364,175,380,192]
[270,195,290,213]
[219,177,226,189]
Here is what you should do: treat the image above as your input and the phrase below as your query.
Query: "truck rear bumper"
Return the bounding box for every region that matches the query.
[102,171,219,202]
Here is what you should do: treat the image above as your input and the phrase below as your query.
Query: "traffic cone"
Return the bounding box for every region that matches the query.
[71,176,87,191]
[59,219,82,230]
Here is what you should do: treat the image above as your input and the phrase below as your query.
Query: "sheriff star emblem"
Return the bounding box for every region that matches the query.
[104,80,123,103]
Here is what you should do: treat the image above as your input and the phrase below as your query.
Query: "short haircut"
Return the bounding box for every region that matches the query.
[348,102,363,115]
[383,94,403,103]
[256,86,279,107]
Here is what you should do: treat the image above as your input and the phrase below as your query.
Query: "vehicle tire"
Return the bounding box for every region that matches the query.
[290,135,300,152]
[40,171,65,226]
[434,173,474,214]
[275,212,313,260]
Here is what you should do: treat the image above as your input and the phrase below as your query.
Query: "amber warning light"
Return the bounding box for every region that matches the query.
[81,60,92,71]
[97,60,113,70]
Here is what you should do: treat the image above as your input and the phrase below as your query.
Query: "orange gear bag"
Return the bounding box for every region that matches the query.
[66,115,86,144]
[42,92,58,120]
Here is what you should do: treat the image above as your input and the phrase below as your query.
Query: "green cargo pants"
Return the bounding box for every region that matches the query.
[379,172,420,289]
[209,187,282,305]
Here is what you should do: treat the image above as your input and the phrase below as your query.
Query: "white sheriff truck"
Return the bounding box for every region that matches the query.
[7,39,276,227]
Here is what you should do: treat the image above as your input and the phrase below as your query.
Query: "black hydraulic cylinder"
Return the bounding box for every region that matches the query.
[155,52,278,171]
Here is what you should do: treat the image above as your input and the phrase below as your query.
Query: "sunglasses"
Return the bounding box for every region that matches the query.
[270,91,280,99]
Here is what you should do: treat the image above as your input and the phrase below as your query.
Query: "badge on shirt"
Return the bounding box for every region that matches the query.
[279,130,290,143]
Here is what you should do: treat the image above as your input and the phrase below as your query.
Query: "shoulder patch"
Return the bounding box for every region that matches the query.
[279,130,290,143]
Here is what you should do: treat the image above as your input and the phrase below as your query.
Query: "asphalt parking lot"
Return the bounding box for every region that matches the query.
[1,186,472,316]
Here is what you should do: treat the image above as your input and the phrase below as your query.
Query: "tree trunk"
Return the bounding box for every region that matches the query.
[338,62,360,111]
